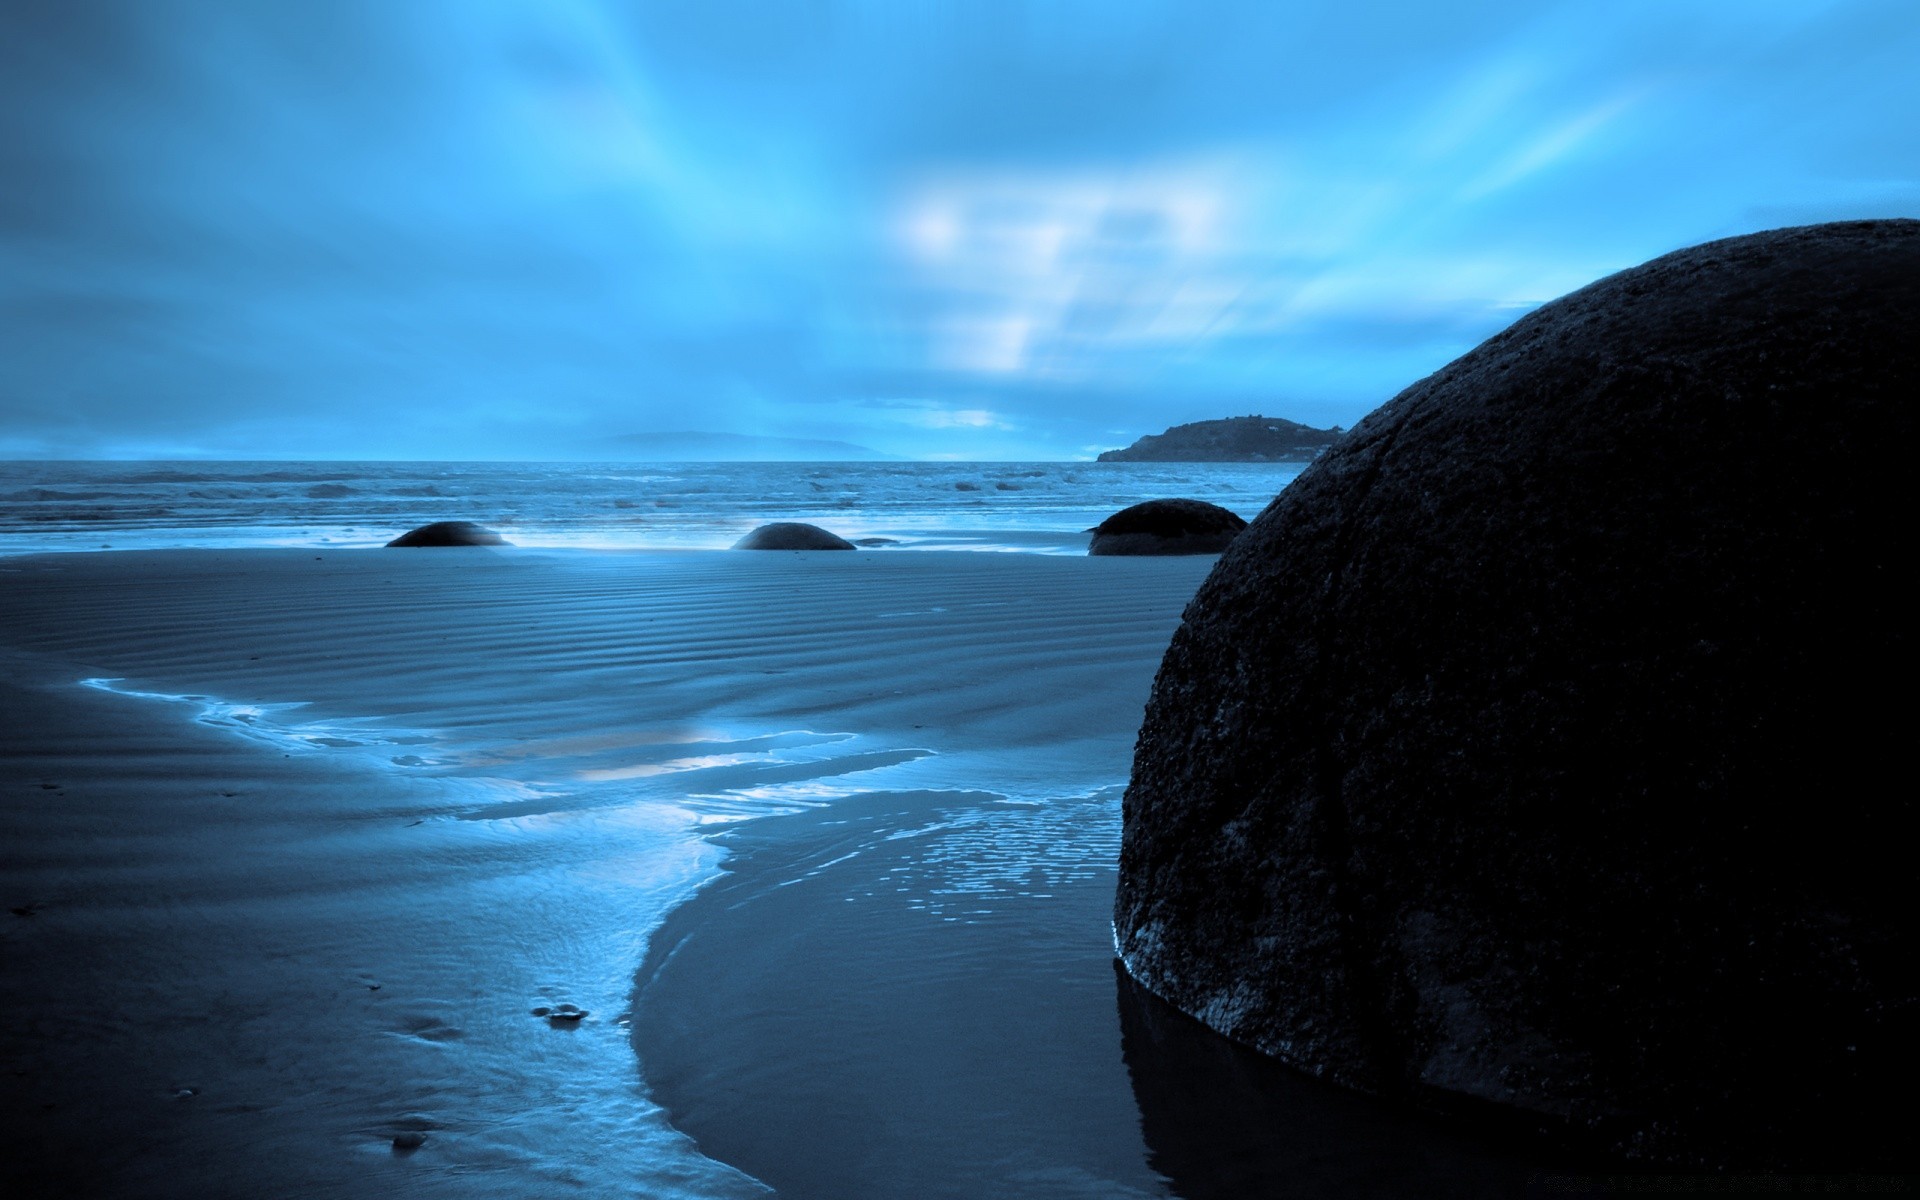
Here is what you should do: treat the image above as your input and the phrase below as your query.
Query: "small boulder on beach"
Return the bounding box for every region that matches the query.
[1087,499,1247,556]
[385,521,509,548]
[1114,220,1919,1168]
[731,522,856,551]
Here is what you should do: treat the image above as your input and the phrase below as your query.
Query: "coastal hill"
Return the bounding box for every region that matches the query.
[1097,416,1343,462]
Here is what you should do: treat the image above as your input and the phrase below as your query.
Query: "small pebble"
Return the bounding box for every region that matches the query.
[391,1132,427,1152]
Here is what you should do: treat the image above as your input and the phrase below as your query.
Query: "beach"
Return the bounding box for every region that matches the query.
[1,546,1544,1197]
[0,546,1171,1195]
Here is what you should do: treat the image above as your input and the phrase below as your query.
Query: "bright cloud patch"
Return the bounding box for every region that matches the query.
[895,166,1241,379]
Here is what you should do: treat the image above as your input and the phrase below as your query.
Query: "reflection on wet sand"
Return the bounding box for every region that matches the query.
[1116,962,1548,1198]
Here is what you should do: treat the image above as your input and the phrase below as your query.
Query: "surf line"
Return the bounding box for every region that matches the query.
[79,676,446,768]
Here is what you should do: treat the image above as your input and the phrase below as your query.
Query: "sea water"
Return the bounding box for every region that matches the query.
[0,460,1305,555]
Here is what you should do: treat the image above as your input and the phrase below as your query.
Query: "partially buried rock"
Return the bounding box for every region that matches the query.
[1114,220,1920,1169]
[385,521,509,548]
[1088,498,1247,556]
[731,522,855,551]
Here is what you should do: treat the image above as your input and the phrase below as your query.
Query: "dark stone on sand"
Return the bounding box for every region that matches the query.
[1088,498,1248,556]
[1115,220,1920,1169]
[391,1132,427,1152]
[731,522,856,551]
[385,521,509,547]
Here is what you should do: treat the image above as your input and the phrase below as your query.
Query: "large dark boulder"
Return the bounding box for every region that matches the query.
[1088,499,1248,556]
[385,520,508,547]
[1114,220,1919,1168]
[731,522,855,550]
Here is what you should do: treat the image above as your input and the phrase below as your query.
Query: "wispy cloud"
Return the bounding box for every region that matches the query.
[1458,91,1647,200]
[892,163,1247,379]
[1,0,1915,459]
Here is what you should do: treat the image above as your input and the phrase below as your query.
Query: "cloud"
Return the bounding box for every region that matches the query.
[889,162,1247,380]
[1458,91,1648,200]
[1,0,1916,460]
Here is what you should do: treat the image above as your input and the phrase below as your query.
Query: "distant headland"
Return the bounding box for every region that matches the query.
[1096,416,1344,462]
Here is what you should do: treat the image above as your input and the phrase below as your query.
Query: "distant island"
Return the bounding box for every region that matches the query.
[1097,416,1344,462]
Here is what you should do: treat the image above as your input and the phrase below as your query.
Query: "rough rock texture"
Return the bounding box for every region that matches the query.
[1098,416,1343,462]
[1114,220,1919,1168]
[385,521,508,547]
[731,522,856,551]
[1088,499,1249,557]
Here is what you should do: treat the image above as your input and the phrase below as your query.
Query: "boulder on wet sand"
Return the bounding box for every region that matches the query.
[385,521,509,547]
[732,522,856,551]
[1115,220,1919,1168]
[1088,499,1248,556]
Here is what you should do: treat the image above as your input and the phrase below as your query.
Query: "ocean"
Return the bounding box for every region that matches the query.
[0,460,1308,555]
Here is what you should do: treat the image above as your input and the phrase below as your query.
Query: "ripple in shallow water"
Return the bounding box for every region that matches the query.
[634,788,1554,1200]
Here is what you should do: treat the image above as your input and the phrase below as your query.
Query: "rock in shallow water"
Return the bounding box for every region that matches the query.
[385,521,508,547]
[731,522,856,550]
[1114,220,1919,1168]
[1088,499,1248,556]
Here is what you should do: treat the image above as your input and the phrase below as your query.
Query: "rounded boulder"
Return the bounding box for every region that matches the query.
[1115,220,1919,1168]
[1088,499,1248,556]
[386,521,509,547]
[731,522,856,551]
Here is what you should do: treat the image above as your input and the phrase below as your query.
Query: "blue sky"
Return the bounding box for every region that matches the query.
[2,0,1916,460]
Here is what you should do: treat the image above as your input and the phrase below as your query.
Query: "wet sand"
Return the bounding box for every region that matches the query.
[1,547,1218,1195]
[634,790,1552,1199]
[2,546,1570,1196]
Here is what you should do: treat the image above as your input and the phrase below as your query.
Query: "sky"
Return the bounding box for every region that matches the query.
[1,1,1916,461]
